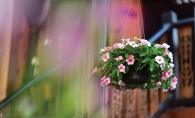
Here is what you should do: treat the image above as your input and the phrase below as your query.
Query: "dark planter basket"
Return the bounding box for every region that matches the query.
[123,65,148,84]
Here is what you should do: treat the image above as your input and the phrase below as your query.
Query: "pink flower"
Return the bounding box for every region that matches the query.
[162,71,168,80]
[166,68,172,78]
[113,43,119,49]
[129,55,134,59]
[92,67,98,73]
[156,81,161,86]
[102,52,110,62]
[103,78,110,85]
[115,56,123,61]
[172,76,177,86]
[100,76,107,81]
[118,64,126,73]
[100,81,104,86]
[126,55,135,65]
[155,56,164,64]
[105,46,112,50]
[100,76,110,86]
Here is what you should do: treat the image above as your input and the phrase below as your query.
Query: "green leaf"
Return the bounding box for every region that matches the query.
[140,52,147,57]
[138,63,148,70]
[125,54,129,58]
[149,62,155,71]
[142,58,150,63]
[151,74,157,77]
[117,70,119,77]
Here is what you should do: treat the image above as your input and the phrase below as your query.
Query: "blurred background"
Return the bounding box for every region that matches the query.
[0,0,195,118]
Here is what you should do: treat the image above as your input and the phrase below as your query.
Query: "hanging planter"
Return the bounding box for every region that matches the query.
[93,38,178,91]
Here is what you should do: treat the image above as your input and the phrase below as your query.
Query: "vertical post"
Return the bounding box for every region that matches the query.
[193,6,195,96]
[0,0,14,101]
[74,0,108,117]
[162,11,180,99]
[100,0,107,118]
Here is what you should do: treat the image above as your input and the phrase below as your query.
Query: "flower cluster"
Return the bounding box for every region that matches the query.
[93,37,177,91]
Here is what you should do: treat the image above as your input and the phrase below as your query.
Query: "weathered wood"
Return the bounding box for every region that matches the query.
[149,90,159,116]
[137,89,148,118]
[125,90,136,118]
[178,25,194,99]
[160,108,195,118]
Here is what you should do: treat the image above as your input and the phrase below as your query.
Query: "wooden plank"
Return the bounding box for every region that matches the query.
[160,108,195,118]
[178,25,194,99]
[149,90,159,116]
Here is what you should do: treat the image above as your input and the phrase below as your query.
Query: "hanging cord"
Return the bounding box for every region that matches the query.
[122,0,132,39]
[138,0,145,39]
[137,0,141,39]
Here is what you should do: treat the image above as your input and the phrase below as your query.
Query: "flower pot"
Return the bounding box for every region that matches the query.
[123,65,147,84]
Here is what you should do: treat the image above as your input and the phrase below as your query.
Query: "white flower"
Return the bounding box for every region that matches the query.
[118,80,125,86]
[118,80,122,85]
[118,43,125,49]
[100,49,105,53]
[155,56,164,64]
[134,37,138,40]
[160,63,165,70]
[169,63,174,68]
[140,39,151,46]
[121,38,126,43]
[128,42,138,48]
[162,43,170,49]
[122,38,131,45]
[126,38,130,43]
[154,44,162,48]
[154,43,170,49]
[167,51,173,62]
